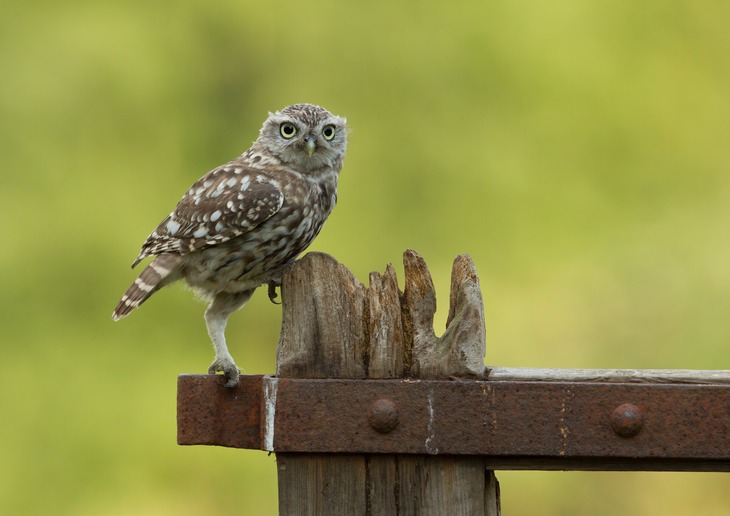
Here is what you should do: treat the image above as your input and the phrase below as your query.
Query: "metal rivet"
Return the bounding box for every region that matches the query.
[368,398,399,433]
[611,403,644,438]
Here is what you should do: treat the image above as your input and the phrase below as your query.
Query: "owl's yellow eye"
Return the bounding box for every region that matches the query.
[280,122,297,139]
[322,125,336,141]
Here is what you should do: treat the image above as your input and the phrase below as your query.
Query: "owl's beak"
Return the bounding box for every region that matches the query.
[304,134,317,157]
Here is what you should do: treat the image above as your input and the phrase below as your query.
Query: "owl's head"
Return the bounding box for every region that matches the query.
[256,104,348,172]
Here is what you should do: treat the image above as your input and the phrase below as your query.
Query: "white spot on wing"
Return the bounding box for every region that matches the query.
[193,226,208,238]
[210,210,222,222]
[166,219,180,235]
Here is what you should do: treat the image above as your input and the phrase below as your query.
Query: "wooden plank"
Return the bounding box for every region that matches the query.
[397,456,497,516]
[488,367,730,384]
[276,253,367,516]
[366,265,404,379]
[275,252,367,379]
[396,251,499,515]
[366,455,399,514]
[366,264,406,515]
[276,454,367,516]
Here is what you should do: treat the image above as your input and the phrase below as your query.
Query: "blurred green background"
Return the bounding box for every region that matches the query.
[2,0,729,514]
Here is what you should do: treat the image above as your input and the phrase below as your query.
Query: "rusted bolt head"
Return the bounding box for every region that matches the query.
[611,403,644,438]
[368,398,399,433]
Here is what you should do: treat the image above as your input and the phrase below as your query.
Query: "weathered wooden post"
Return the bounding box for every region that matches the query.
[177,250,730,514]
[275,250,500,515]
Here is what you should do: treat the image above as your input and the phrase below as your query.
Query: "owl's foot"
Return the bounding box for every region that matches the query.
[267,280,281,305]
[208,357,241,388]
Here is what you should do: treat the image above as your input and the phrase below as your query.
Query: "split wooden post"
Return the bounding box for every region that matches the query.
[275,251,500,515]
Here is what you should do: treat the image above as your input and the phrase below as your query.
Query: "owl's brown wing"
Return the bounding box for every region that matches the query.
[132,162,284,267]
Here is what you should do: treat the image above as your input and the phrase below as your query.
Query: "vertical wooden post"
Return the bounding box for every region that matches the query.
[275,251,500,515]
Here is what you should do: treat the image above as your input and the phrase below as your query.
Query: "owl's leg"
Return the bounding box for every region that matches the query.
[204,289,254,388]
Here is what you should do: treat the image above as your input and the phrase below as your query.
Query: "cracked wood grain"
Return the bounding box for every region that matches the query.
[275,250,499,516]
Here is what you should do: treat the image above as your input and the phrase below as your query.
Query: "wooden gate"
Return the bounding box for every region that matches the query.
[178,251,730,515]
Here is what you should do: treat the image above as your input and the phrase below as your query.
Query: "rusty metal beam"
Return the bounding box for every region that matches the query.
[177,374,730,471]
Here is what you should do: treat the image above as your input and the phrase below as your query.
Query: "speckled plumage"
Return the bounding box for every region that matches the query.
[113,104,347,386]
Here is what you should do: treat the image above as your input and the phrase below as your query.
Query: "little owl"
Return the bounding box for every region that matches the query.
[113,103,348,387]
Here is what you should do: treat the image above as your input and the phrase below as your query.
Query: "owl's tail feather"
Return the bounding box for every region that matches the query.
[112,254,182,321]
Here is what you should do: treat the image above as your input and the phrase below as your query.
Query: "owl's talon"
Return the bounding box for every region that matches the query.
[208,358,241,388]
[222,373,239,388]
[267,281,281,304]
